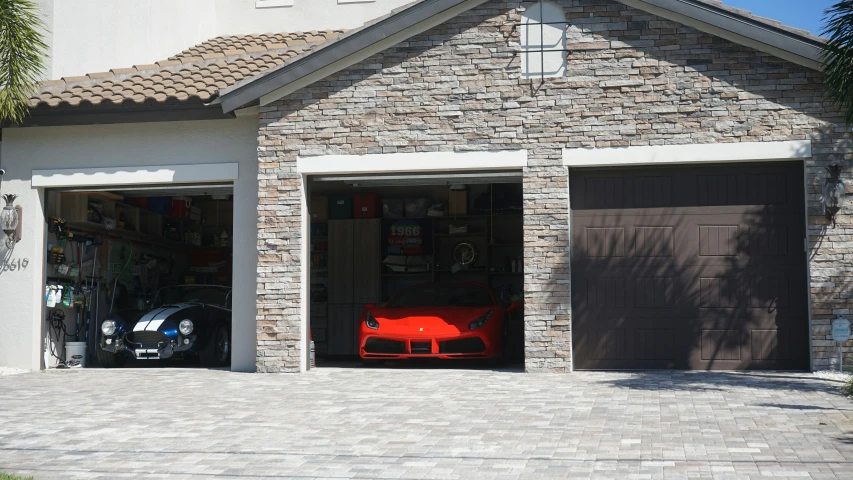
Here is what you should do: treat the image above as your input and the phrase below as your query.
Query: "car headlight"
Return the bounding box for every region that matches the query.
[101,320,117,336]
[365,311,379,330]
[179,319,194,336]
[468,310,493,330]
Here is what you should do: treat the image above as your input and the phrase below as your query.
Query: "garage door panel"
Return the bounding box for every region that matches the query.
[571,162,807,370]
[574,218,803,269]
[571,162,804,213]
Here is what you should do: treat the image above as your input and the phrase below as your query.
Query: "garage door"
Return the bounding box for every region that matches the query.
[570,162,808,370]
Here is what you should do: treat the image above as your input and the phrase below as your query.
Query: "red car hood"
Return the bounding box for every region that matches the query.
[370,306,494,335]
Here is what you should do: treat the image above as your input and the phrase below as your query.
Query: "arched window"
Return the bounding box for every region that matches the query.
[520,1,567,78]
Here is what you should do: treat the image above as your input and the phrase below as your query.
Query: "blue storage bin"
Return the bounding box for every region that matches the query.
[148,196,172,213]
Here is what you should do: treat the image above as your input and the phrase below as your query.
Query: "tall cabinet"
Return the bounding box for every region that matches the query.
[326,219,381,355]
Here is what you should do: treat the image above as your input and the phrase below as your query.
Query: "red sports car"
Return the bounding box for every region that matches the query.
[359,282,509,360]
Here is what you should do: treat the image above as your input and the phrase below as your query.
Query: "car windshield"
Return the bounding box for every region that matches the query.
[386,283,493,308]
[155,286,231,309]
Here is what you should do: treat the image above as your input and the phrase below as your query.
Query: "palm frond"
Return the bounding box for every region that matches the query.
[0,0,47,124]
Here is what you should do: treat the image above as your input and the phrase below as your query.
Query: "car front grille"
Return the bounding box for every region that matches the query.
[438,337,486,354]
[127,331,169,349]
[363,338,406,354]
[410,341,432,354]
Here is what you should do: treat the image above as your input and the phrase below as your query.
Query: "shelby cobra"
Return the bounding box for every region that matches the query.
[96,285,232,368]
[359,282,518,361]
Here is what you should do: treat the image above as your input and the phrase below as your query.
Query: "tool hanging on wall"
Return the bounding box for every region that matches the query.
[82,236,102,366]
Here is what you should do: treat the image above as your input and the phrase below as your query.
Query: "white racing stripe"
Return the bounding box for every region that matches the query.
[145,319,166,331]
[133,321,151,332]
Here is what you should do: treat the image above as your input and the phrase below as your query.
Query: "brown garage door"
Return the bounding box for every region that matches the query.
[570,162,808,370]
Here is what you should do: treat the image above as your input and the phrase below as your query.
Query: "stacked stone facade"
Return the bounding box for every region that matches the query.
[255,0,851,372]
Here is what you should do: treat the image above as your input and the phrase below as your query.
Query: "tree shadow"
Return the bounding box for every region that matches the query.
[570,161,810,372]
[601,371,833,393]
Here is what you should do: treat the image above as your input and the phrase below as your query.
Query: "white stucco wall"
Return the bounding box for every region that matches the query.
[41,0,411,79]
[0,117,259,372]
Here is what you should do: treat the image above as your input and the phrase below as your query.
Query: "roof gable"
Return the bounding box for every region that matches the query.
[214,0,826,114]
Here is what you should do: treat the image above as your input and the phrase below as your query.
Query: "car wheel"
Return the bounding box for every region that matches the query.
[96,345,127,368]
[200,323,230,368]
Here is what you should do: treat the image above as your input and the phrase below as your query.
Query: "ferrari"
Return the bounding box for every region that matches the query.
[359,282,512,360]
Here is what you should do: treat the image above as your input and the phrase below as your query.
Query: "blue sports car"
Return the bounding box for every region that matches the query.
[97,285,232,368]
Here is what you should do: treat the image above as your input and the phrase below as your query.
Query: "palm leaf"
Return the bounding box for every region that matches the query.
[0,0,47,124]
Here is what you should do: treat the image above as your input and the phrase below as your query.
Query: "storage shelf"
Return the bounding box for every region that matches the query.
[489,272,523,276]
[381,272,432,277]
[67,221,189,249]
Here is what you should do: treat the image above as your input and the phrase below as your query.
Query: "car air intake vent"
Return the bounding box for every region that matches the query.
[128,331,168,349]
[364,338,406,354]
[410,341,432,354]
[438,337,486,354]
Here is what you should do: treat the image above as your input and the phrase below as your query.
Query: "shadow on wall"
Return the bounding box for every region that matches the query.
[569,161,810,372]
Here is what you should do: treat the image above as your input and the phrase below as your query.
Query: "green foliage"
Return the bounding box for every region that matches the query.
[0,0,47,124]
[843,378,853,396]
[0,473,34,480]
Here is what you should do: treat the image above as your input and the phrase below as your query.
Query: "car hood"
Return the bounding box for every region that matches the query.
[370,306,493,331]
[132,303,196,332]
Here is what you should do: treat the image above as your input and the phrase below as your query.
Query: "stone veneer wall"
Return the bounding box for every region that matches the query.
[255,0,851,373]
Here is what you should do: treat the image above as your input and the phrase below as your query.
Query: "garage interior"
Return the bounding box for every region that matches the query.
[570,162,809,370]
[308,172,526,366]
[43,184,234,368]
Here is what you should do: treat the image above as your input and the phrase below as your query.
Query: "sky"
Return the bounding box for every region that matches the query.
[723,0,836,35]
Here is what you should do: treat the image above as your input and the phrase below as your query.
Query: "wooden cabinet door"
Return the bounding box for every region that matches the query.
[327,304,354,355]
[353,219,381,303]
[327,220,353,304]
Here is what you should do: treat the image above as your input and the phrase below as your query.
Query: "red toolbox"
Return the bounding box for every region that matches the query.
[353,194,382,218]
[170,196,191,219]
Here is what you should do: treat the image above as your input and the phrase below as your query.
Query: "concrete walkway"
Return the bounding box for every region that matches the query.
[1,367,852,479]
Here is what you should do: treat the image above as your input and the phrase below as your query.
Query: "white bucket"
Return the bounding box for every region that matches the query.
[65,342,87,368]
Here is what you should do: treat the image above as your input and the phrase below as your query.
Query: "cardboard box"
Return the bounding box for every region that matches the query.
[201,200,233,226]
[310,196,329,222]
[449,189,467,216]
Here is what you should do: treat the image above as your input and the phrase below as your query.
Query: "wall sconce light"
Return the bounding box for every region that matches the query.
[1,194,21,248]
[823,165,846,227]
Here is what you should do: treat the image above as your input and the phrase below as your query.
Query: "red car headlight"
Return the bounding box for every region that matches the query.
[468,310,493,330]
[365,311,380,330]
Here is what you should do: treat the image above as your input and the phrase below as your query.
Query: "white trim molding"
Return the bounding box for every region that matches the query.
[255,0,293,8]
[297,150,528,175]
[32,163,239,188]
[563,140,811,168]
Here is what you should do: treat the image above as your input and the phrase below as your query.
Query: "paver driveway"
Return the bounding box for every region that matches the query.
[1,367,853,479]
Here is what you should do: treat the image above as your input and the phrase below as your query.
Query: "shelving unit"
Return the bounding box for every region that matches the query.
[375,212,524,302]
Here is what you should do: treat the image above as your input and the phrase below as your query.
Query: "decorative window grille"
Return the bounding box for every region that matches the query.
[520,1,567,78]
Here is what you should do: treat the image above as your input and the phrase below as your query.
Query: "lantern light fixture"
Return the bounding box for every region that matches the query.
[823,165,846,227]
[1,194,20,248]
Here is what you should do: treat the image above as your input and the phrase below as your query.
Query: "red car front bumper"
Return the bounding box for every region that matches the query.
[360,333,500,360]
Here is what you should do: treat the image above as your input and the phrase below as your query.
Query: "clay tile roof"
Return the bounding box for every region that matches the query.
[30,30,346,110]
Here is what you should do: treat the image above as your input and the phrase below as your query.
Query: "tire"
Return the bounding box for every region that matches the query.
[200,323,230,368]
[96,345,127,368]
